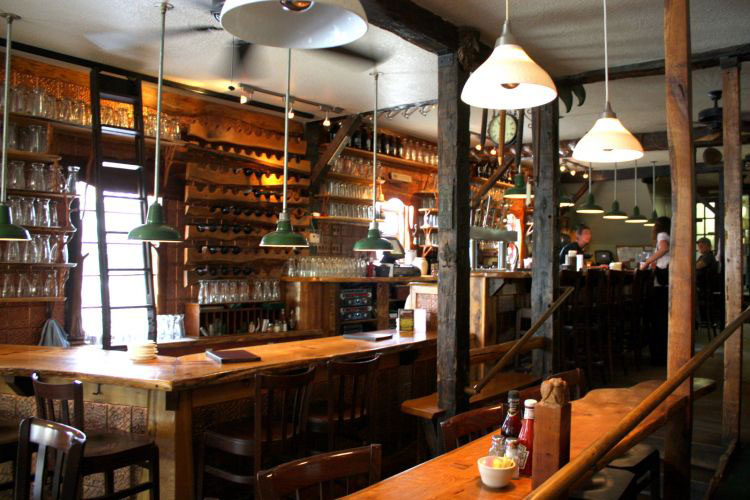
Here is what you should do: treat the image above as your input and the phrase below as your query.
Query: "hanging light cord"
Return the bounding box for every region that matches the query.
[283,49,291,214]
[153,1,169,203]
[651,161,657,209]
[613,162,617,199]
[633,159,638,205]
[0,15,15,205]
[588,163,593,194]
[371,72,379,223]
[505,0,509,21]
[603,0,609,106]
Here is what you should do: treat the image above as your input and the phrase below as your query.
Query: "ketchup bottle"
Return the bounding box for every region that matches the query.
[517,399,537,476]
[501,390,522,438]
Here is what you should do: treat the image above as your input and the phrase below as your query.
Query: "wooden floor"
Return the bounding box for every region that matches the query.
[603,324,750,499]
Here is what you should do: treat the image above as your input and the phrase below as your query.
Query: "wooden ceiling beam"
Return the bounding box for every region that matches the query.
[556,43,750,87]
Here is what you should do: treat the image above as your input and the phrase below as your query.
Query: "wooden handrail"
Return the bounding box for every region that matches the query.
[467,286,574,396]
[526,304,750,499]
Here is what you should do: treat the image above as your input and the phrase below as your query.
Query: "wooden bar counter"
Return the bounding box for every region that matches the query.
[0,330,436,499]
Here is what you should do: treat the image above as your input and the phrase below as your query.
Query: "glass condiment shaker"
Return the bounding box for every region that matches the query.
[488,434,506,457]
[504,438,520,480]
[65,166,80,195]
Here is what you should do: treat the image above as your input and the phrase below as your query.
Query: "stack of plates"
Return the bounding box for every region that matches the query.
[128,341,158,362]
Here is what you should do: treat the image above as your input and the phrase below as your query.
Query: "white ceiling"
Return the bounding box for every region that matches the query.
[3,0,750,153]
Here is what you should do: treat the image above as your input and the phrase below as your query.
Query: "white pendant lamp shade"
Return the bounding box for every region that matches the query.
[572,106,644,164]
[220,0,367,49]
[461,21,556,110]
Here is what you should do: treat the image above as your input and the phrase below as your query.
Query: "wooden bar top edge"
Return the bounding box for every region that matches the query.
[281,276,438,283]
[0,330,435,392]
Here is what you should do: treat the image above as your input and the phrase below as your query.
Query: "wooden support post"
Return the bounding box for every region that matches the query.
[436,48,470,418]
[721,57,742,444]
[532,379,571,489]
[663,0,694,497]
[531,102,560,376]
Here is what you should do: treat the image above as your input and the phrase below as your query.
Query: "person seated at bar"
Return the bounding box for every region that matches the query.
[696,237,718,273]
[559,224,592,264]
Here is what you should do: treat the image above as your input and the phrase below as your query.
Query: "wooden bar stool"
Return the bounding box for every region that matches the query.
[584,269,610,385]
[196,365,316,499]
[307,354,380,452]
[15,417,87,500]
[31,373,160,500]
[439,403,504,453]
[607,443,661,499]
[256,444,381,500]
[569,467,639,499]
[0,419,19,493]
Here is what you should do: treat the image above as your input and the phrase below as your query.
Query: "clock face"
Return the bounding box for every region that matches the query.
[488,113,519,145]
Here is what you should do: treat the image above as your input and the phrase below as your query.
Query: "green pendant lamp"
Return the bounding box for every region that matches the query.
[128,3,181,243]
[260,49,308,248]
[626,160,648,223]
[503,173,529,199]
[644,160,658,227]
[577,164,604,214]
[603,163,628,219]
[0,14,29,241]
[353,72,392,252]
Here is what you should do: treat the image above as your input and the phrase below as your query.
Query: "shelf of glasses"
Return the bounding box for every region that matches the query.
[6,111,91,131]
[0,263,76,269]
[336,147,438,173]
[312,216,384,226]
[6,149,61,163]
[315,194,374,204]
[0,297,65,303]
[324,172,385,186]
[194,300,284,310]
[7,189,79,200]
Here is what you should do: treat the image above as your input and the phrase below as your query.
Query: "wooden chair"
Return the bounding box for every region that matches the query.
[518,368,587,402]
[196,365,316,498]
[583,269,610,385]
[439,403,504,453]
[256,444,381,500]
[559,270,587,371]
[31,374,160,500]
[607,443,661,499]
[14,417,86,500]
[308,354,381,451]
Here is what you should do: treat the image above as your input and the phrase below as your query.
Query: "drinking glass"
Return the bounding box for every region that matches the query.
[18,273,30,297]
[8,161,25,189]
[198,280,208,304]
[5,241,19,263]
[48,200,59,227]
[30,87,46,117]
[6,122,17,150]
[43,271,56,297]
[36,198,51,227]
[39,235,52,263]
[65,166,80,194]
[1,274,15,298]
[272,280,280,301]
[27,125,46,153]
[20,198,35,226]
[253,280,263,301]
[27,164,46,191]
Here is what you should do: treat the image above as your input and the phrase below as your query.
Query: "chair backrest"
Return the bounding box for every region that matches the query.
[15,417,86,500]
[256,444,381,500]
[254,365,316,471]
[326,354,381,449]
[31,374,84,431]
[518,368,587,402]
[439,403,504,453]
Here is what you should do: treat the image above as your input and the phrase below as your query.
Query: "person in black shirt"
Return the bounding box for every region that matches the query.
[559,224,592,264]
[696,237,717,273]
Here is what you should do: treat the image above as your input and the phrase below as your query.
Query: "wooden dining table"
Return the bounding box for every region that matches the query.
[347,380,693,499]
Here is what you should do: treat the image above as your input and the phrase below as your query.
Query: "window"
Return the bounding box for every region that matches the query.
[696,201,716,250]
[78,172,155,347]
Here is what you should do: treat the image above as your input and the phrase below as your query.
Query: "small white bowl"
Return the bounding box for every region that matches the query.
[477,456,515,489]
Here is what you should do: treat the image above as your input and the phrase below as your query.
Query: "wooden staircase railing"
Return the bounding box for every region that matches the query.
[526,304,750,499]
[467,286,574,396]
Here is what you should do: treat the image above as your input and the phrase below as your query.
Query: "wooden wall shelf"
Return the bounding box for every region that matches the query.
[184,144,311,175]
[0,297,65,303]
[185,163,308,190]
[184,247,302,266]
[325,172,383,186]
[471,177,514,188]
[7,150,61,163]
[0,263,76,269]
[184,183,308,208]
[312,215,384,226]
[338,147,437,173]
[184,205,310,228]
[7,189,78,200]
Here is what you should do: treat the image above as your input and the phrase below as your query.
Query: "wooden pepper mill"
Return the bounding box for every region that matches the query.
[531,378,571,488]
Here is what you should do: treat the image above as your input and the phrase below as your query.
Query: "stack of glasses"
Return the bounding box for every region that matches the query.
[197,279,281,305]
[286,257,368,278]
[0,271,61,298]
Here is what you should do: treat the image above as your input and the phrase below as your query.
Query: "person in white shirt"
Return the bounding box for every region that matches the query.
[642,216,670,365]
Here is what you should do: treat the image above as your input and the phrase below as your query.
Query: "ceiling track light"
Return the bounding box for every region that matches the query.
[239,82,342,120]
[572,0,643,164]
[402,106,418,119]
